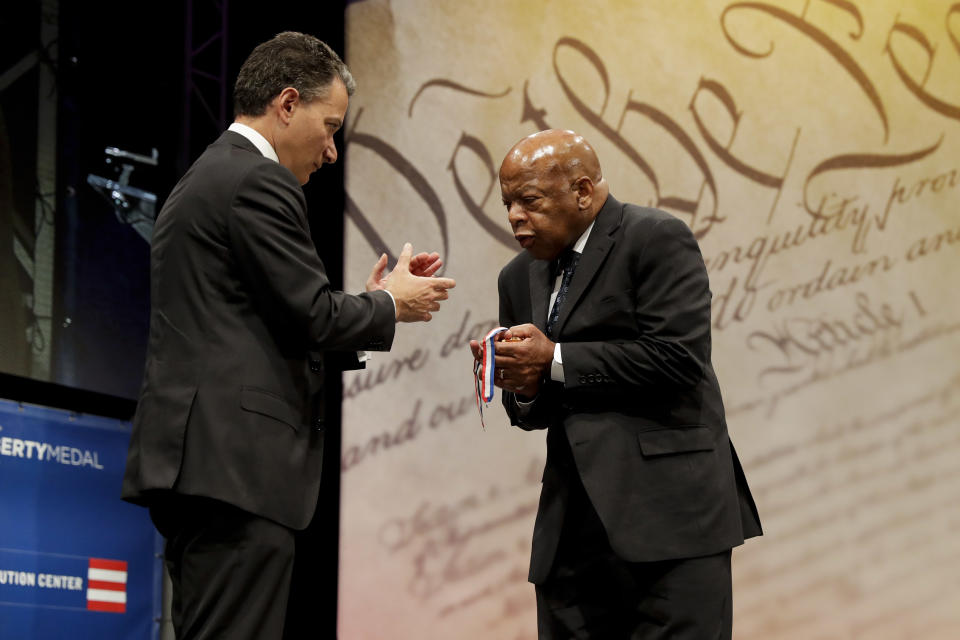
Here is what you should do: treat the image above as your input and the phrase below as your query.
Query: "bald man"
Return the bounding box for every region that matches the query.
[472,130,761,639]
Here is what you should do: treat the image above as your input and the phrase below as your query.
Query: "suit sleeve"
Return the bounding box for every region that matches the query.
[227,162,396,352]
[561,217,711,392]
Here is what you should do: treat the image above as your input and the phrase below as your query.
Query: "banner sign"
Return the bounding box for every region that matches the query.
[341,1,960,638]
[0,398,161,639]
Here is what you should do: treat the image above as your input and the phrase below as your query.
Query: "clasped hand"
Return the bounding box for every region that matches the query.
[469,324,555,398]
[366,243,456,322]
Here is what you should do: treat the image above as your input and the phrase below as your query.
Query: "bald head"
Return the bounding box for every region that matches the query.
[499,129,609,261]
[501,129,605,186]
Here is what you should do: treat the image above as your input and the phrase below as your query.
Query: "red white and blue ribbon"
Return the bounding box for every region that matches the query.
[474,326,508,428]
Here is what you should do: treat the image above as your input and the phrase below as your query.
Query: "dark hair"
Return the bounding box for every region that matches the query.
[233,31,356,117]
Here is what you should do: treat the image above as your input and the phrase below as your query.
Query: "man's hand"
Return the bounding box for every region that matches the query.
[382,243,456,322]
[470,324,554,397]
[366,250,443,292]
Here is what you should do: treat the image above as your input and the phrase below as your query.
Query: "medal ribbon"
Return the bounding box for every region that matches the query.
[473,326,508,428]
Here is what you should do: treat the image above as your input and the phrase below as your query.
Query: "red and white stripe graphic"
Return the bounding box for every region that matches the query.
[86,557,127,613]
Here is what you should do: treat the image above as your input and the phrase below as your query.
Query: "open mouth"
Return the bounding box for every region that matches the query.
[515,235,534,248]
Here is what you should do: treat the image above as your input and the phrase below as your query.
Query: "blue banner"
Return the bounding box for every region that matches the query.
[0,398,161,639]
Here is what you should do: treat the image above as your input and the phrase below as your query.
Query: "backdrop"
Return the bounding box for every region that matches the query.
[339,1,960,638]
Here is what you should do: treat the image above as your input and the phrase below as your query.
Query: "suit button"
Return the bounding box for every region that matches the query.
[309,359,322,373]
[312,418,325,431]
[578,376,586,384]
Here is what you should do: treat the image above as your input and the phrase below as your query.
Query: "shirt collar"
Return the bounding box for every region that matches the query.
[552,220,595,277]
[572,219,595,255]
[227,122,279,163]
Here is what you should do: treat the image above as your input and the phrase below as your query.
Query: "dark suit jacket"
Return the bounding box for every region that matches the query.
[122,131,396,530]
[500,195,762,584]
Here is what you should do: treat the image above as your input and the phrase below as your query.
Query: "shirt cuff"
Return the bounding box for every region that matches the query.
[550,342,564,382]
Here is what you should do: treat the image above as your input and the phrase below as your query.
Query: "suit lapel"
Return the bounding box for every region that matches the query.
[551,196,623,337]
[528,259,552,332]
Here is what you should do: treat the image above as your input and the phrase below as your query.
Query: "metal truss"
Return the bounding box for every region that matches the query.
[180,0,229,173]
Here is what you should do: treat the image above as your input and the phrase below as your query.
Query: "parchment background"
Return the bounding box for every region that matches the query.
[339,1,960,638]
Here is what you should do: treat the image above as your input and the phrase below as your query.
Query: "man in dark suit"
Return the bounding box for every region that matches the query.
[122,32,455,639]
[471,129,761,639]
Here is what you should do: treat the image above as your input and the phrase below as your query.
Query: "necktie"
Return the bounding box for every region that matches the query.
[546,249,580,338]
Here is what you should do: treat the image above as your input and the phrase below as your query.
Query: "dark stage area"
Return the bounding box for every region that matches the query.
[2,2,350,637]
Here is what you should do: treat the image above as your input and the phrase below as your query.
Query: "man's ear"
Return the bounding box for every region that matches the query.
[574,176,594,210]
[276,87,300,124]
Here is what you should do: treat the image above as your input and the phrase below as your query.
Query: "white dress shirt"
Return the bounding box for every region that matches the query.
[227,122,278,162]
[515,219,596,407]
[549,220,594,382]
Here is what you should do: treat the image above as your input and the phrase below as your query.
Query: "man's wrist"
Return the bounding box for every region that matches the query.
[515,392,537,407]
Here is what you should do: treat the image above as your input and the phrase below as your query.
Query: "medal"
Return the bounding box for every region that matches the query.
[473,328,522,428]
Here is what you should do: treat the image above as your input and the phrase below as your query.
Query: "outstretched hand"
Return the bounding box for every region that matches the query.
[382,243,456,322]
[409,251,443,277]
[366,250,443,292]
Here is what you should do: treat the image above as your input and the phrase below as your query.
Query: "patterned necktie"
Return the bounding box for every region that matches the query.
[546,249,580,338]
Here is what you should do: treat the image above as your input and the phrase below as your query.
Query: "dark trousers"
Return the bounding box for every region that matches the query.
[150,495,296,640]
[536,473,733,639]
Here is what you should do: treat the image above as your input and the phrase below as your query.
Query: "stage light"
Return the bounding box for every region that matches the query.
[86,147,159,242]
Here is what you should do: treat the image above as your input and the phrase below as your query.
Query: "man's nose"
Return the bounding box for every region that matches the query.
[323,141,338,164]
[507,203,526,226]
